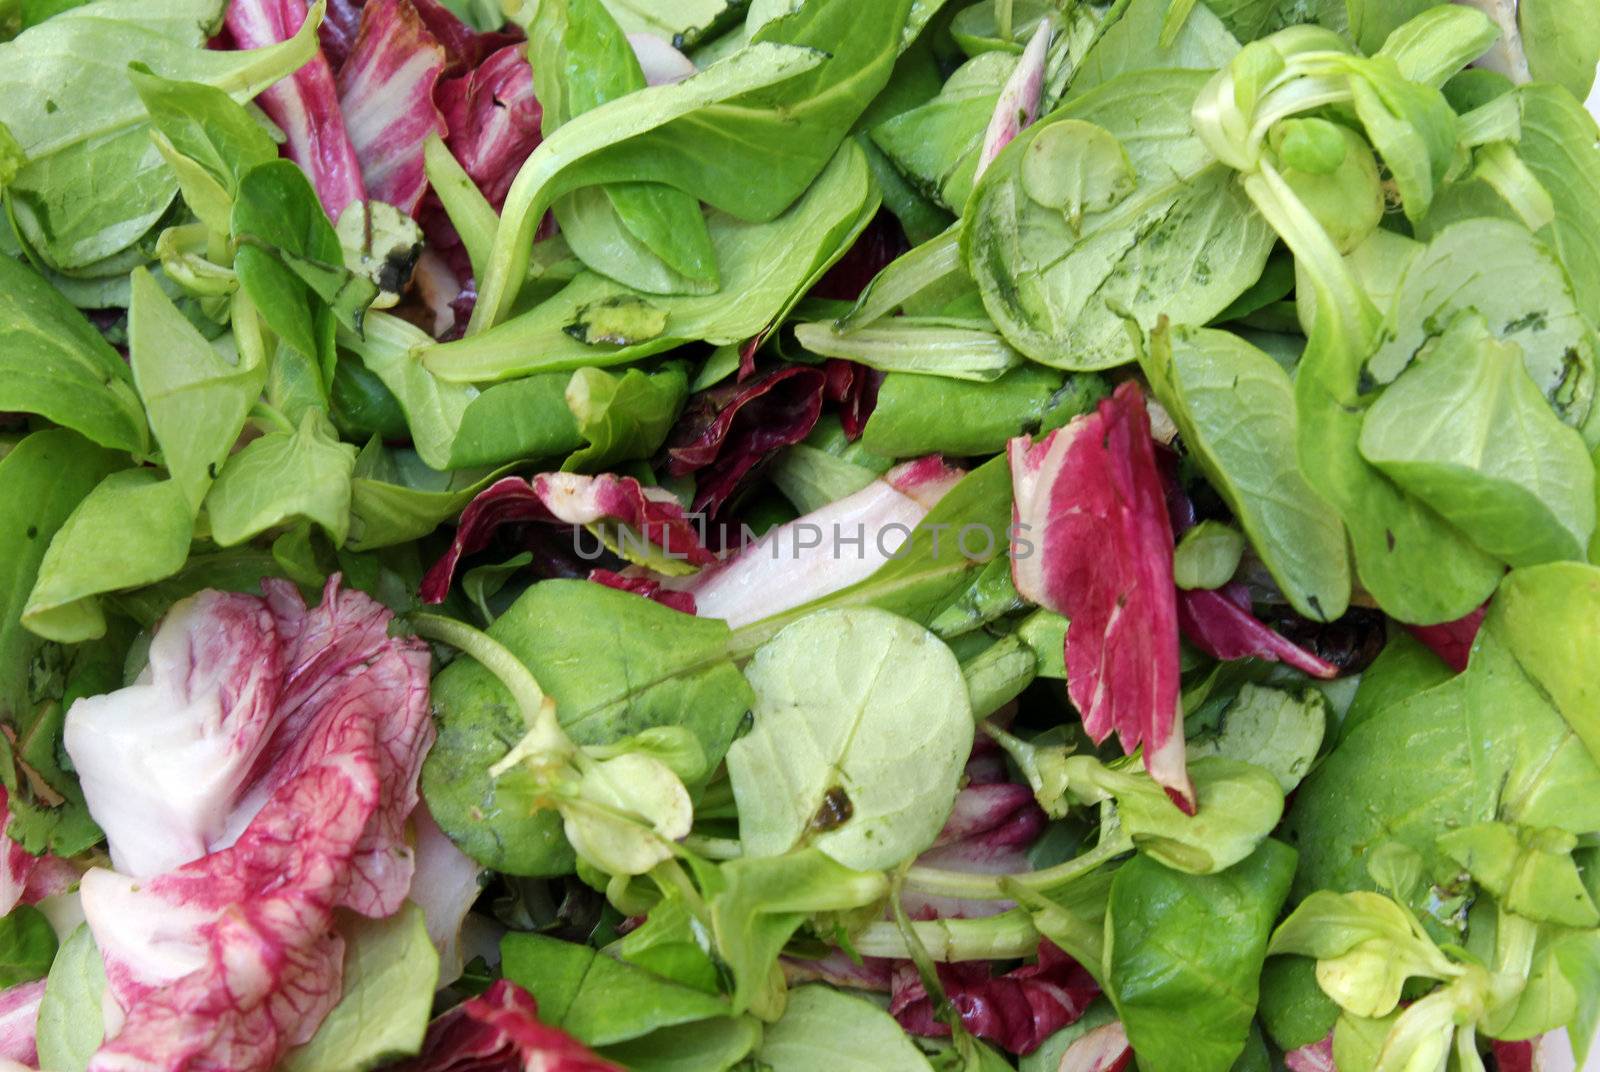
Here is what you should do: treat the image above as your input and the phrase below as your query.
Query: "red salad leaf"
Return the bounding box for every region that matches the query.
[70,579,433,1072]
[588,570,698,615]
[665,457,962,626]
[1405,603,1488,673]
[1490,1039,1536,1072]
[1007,383,1192,811]
[1060,1021,1134,1072]
[422,474,716,603]
[1177,583,1339,679]
[336,0,449,214]
[0,788,75,915]
[977,20,1051,179]
[1285,1034,1336,1072]
[890,941,1099,1056]
[808,214,910,302]
[225,0,367,219]
[394,979,620,1072]
[436,44,542,211]
[902,742,1046,921]
[318,0,364,69]
[0,980,44,1067]
[667,366,832,515]
[824,359,883,441]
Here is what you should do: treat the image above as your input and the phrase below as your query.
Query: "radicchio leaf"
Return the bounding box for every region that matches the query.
[889,941,1099,1056]
[436,44,542,211]
[1008,383,1192,810]
[1177,583,1339,679]
[421,474,715,603]
[588,570,698,615]
[70,579,434,1072]
[1285,1033,1336,1072]
[394,979,620,1072]
[336,0,449,215]
[1405,603,1488,673]
[902,738,1045,921]
[808,214,911,302]
[410,804,483,983]
[664,457,963,627]
[318,0,364,69]
[666,366,832,515]
[1060,1021,1134,1072]
[975,20,1052,179]
[826,359,883,441]
[0,980,44,1067]
[226,0,368,219]
[1489,1039,1536,1072]
[0,788,75,916]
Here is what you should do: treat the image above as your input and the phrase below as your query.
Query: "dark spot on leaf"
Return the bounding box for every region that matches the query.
[1262,606,1388,675]
[378,243,422,293]
[1385,529,1396,551]
[44,100,56,114]
[207,462,218,479]
[808,786,853,832]
[25,525,37,539]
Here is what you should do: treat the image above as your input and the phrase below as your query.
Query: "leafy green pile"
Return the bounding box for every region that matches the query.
[3,0,1600,1069]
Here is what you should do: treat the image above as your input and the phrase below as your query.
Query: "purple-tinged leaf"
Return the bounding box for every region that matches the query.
[337,0,449,214]
[68,580,434,1072]
[393,980,621,1072]
[1285,1033,1336,1072]
[1405,603,1488,673]
[1177,583,1340,679]
[1008,383,1192,811]
[0,980,44,1067]
[437,44,542,211]
[890,941,1099,1055]
[667,366,831,515]
[588,570,699,615]
[421,474,716,603]
[976,21,1052,180]
[226,0,368,219]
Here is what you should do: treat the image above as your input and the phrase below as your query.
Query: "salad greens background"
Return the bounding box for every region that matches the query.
[3,0,1600,1069]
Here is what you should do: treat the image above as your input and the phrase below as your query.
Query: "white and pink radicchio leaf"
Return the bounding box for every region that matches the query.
[64,578,434,1072]
[1008,382,1193,811]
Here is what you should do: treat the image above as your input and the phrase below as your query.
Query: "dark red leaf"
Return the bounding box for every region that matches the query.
[588,570,699,615]
[1490,1039,1536,1072]
[808,213,909,302]
[1008,382,1191,810]
[436,43,543,210]
[889,942,1100,1055]
[1405,603,1488,673]
[395,980,621,1072]
[1177,583,1340,678]
[666,366,830,515]
[422,474,715,603]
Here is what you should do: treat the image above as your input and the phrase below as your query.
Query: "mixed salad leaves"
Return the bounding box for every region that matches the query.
[1,0,1599,1069]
